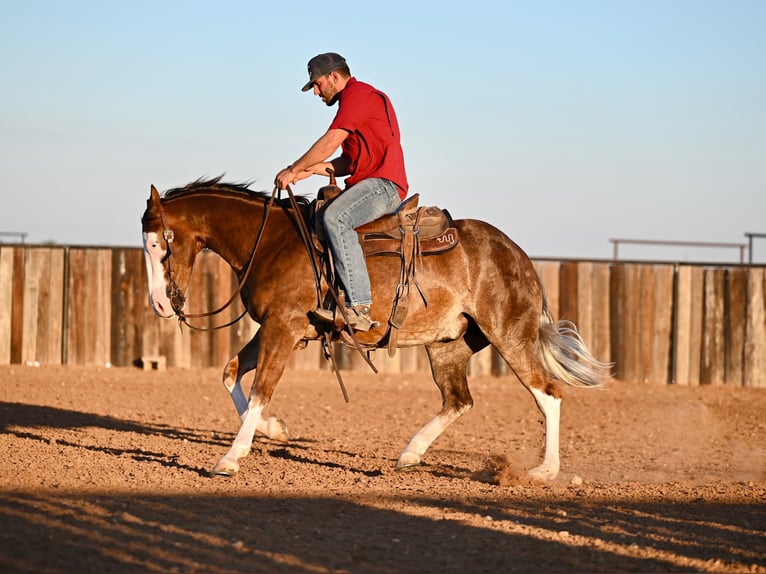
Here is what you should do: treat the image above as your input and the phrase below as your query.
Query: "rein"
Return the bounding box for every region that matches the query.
[154,180,378,400]
[155,187,279,331]
[281,180,380,385]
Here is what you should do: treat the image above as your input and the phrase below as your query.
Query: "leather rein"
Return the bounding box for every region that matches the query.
[155,184,317,331]
[154,180,377,399]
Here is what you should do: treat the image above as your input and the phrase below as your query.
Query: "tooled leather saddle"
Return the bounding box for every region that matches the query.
[311,186,458,257]
[310,181,459,355]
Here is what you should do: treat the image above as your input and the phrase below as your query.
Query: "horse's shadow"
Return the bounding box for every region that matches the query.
[0,401,235,476]
[1,401,497,483]
[264,442,497,484]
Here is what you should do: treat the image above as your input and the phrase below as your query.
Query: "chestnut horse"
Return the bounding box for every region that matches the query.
[141,177,610,480]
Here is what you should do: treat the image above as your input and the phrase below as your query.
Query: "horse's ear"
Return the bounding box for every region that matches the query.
[150,185,162,208]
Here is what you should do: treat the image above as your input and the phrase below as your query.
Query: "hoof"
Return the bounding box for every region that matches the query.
[255,416,290,443]
[395,451,422,471]
[266,417,289,443]
[211,456,239,477]
[527,464,559,482]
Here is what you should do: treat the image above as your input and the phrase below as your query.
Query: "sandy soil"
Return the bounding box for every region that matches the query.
[0,364,764,573]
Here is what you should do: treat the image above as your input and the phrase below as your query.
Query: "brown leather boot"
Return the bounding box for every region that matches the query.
[311,305,378,332]
[346,305,378,332]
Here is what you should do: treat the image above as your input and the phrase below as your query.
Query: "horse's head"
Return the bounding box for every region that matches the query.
[141,185,203,319]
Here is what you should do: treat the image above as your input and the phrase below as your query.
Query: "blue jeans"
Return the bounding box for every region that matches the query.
[322,178,402,307]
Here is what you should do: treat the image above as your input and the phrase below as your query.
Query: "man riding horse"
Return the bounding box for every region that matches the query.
[274,52,408,332]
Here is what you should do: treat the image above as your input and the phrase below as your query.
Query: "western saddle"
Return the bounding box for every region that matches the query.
[310,180,459,356]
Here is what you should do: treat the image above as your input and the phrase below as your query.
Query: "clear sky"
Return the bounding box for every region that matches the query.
[1,0,764,263]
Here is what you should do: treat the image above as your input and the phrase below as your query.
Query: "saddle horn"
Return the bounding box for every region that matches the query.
[317,167,342,202]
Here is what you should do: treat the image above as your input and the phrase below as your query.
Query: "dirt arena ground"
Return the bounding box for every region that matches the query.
[0,363,764,573]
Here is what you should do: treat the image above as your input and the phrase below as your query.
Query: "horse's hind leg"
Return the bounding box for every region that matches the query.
[396,337,477,470]
[501,341,563,481]
[221,333,288,443]
[527,381,561,480]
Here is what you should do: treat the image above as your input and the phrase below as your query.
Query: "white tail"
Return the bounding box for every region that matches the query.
[535,302,612,388]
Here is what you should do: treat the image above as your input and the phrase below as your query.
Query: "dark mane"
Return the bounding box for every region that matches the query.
[163,175,311,207]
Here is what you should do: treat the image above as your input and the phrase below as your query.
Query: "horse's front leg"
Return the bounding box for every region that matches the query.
[221,333,288,442]
[212,328,295,477]
[397,339,475,470]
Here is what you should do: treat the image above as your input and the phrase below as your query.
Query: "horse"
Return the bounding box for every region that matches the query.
[141,176,611,480]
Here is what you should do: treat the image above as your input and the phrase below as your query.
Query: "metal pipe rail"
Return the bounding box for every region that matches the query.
[0,232,27,244]
[744,232,766,264]
[609,238,748,263]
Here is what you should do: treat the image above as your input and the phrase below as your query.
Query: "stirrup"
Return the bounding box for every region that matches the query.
[347,305,379,332]
[311,307,337,325]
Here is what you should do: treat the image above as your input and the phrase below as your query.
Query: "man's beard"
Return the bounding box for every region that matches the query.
[324,85,341,106]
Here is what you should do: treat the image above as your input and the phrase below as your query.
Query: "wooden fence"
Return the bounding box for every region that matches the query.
[0,245,764,386]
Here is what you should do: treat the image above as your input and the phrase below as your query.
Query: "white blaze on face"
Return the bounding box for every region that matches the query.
[143,231,175,318]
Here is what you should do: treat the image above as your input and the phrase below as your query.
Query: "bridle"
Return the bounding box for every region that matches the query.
[153,188,282,331]
[152,178,377,399]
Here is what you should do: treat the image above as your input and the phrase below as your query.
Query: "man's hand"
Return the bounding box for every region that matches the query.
[274,166,312,190]
[275,129,348,189]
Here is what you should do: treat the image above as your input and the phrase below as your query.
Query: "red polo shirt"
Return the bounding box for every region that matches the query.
[329,77,408,199]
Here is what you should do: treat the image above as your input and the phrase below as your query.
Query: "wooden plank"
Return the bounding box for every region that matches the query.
[333,342,367,373]
[185,251,239,369]
[609,264,625,380]
[65,249,85,365]
[532,261,559,319]
[491,347,508,377]
[558,262,578,325]
[468,346,493,377]
[185,252,210,368]
[10,248,25,364]
[288,339,322,371]
[26,248,65,365]
[725,268,746,385]
[204,255,223,367]
[47,249,65,364]
[701,268,726,385]
[629,263,642,383]
[21,249,43,363]
[140,249,165,366]
[377,348,403,374]
[66,249,112,366]
[0,247,13,364]
[688,267,705,386]
[164,314,190,368]
[636,264,656,384]
[230,313,259,370]
[743,267,765,387]
[575,262,593,350]
[111,249,147,367]
[673,266,704,386]
[211,254,234,369]
[650,265,674,384]
[94,250,112,366]
[590,263,611,367]
[399,346,425,374]
[673,265,691,384]
[613,264,641,382]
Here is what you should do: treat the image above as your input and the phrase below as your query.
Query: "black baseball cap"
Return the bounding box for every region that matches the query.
[301,53,347,92]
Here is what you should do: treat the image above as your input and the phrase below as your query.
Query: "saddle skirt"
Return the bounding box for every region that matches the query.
[311,192,459,257]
